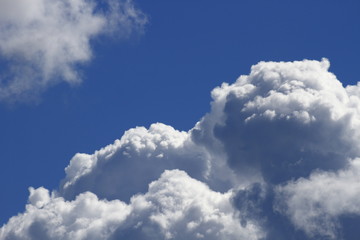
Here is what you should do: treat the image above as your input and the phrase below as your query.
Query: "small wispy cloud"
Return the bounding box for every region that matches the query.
[0,0,146,102]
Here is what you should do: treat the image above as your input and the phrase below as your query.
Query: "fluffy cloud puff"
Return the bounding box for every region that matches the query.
[60,123,211,201]
[191,58,360,239]
[0,0,146,102]
[0,170,262,240]
[2,59,360,240]
[275,158,360,239]
[193,58,360,184]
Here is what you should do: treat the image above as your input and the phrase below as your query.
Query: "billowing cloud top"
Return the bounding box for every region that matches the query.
[1,170,263,240]
[0,0,146,102]
[194,59,360,183]
[2,59,360,240]
[60,123,210,201]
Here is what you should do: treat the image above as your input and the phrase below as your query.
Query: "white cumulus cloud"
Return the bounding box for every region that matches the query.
[0,170,262,240]
[191,58,360,239]
[2,59,360,240]
[0,0,146,102]
[60,123,211,201]
[192,58,360,184]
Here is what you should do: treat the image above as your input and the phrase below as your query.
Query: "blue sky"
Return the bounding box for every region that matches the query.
[1,0,360,238]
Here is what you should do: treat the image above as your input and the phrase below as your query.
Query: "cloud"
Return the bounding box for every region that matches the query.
[60,123,211,201]
[192,58,360,184]
[275,158,360,239]
[191,58,360,239]
[233,182,312,240]
[2,59,360,239]
[0,170,262,240]
[0,0,146,102]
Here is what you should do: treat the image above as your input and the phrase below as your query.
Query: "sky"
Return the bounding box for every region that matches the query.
[0,0,360,239]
